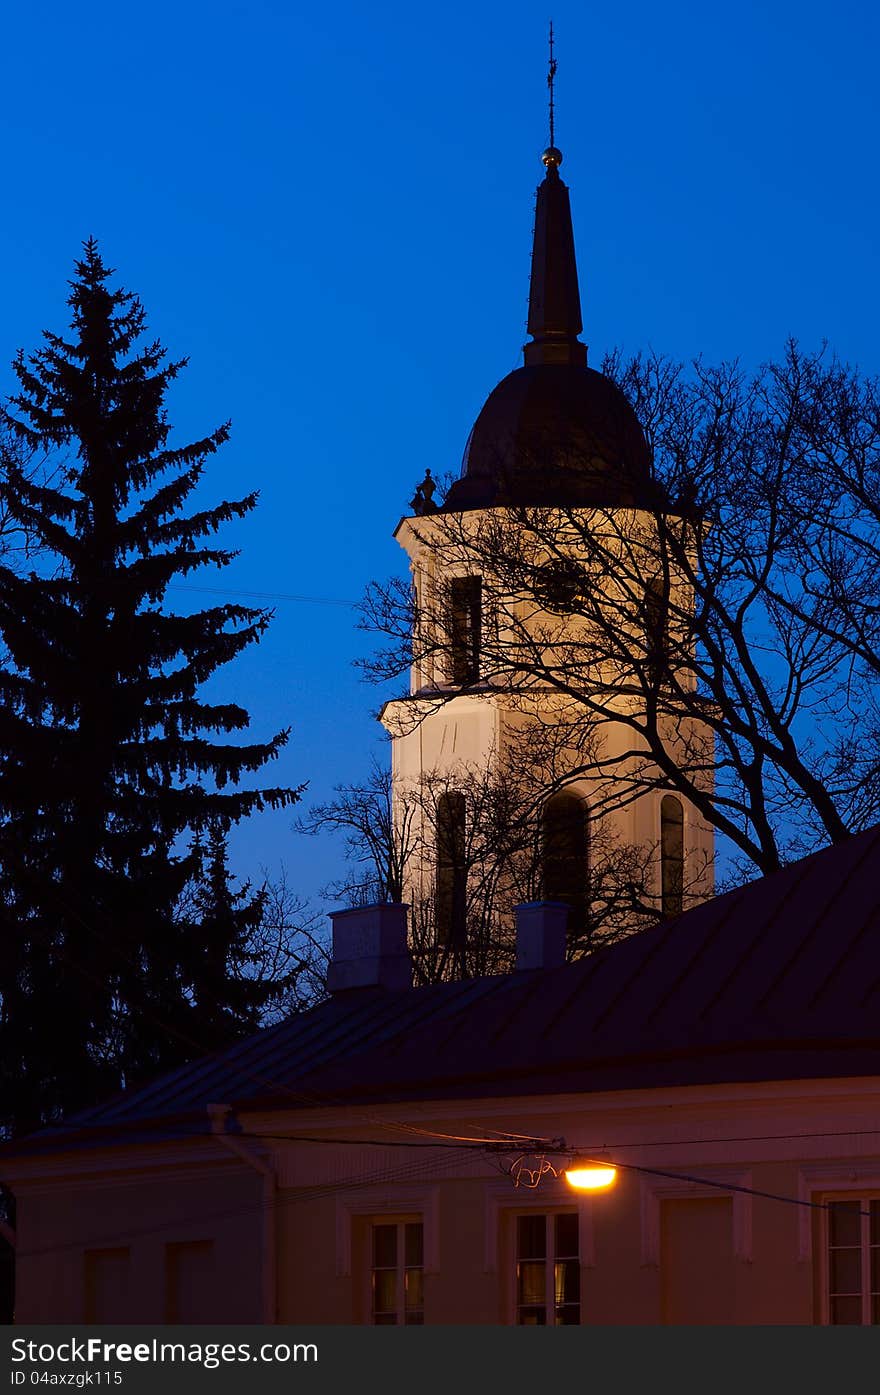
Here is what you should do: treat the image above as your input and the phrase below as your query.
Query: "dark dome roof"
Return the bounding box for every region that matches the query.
[443,362,658,512]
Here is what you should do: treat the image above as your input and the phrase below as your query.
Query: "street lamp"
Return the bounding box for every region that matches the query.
[563,1160,617,1191]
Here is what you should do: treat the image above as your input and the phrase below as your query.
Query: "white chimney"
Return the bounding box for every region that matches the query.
[327,903,412,993]
[515,901,569,970]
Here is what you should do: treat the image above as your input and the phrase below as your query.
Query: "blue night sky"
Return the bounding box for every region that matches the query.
[1,0,877,912]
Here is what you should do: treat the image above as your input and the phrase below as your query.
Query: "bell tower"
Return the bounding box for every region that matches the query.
[380,73,714,965]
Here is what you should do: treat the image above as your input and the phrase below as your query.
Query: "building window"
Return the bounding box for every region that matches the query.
[660,795,684,919]
[825,1199,880,1325]
[542,794,588,937]
[435,792,467,949]
[448,576,482,685]
[642,577,669,685]
[515,1212,580,1325]
[371,1221,424,1325]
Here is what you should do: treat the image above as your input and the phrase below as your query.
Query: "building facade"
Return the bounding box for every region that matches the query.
[6,828,880,1324]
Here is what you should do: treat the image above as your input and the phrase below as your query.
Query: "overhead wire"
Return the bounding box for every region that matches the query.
[9,1140,479,1264]
[9,1126,878,1263]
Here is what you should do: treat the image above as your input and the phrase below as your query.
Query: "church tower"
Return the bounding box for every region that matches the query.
[381,114,715,969]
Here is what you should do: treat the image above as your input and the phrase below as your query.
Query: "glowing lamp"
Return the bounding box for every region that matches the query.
[563,1162,617,1191]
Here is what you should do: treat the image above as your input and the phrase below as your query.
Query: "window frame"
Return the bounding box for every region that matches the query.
[818,1191,880,1326]
[369,1216,425,1326]
[660,794,684,919]
[447,574,482,686]
[510,1207,582,1326]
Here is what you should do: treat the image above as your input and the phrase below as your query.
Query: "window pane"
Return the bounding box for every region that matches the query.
[405,1222,423,1268]
[830,1296,862,1325]
[871,1246,879,1296]
[871,1201,880,1246]
[555,1259,580,1306]
[829,1202,861,1248]
[518,1306,546,1325]
[830,1247,861,1295]
[555,1213,579,1259]
[405,1267,424,1311]
[373,1313,396,1326]
[517,1215,546,1260]
[517,1260,546,1308]
[555,1304,580,1326]
[372,1269,397,1316]
[372,1224,397,1269]
[404,1311,425,1325]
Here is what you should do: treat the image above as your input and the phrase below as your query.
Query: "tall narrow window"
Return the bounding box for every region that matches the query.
[448,576,482,685]
[643,577,670,685]
[825,1199,880,1325]
[661,795,684,919]
[542,794,588,937]
[515,1213,580,1325]
[435,792,467,949]
[371,1221,424,1325]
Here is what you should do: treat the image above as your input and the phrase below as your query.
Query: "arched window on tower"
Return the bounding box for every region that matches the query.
[660,795,684,919]
[435,792,467,950]
[542,794,588,938]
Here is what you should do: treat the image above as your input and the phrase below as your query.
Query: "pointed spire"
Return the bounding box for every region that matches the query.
[524,26,587,368]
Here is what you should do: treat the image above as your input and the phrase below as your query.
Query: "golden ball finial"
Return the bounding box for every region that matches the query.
[542,146,563,168]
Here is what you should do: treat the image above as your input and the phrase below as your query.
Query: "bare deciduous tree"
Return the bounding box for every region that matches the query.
[299,746,710,984]
[360,343,880,881]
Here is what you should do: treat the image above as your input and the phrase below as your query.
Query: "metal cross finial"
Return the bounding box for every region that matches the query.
[547,20,557,149]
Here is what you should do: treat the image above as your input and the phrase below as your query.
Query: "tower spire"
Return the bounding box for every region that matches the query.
[548,20,557,151]
[524,23,587,368]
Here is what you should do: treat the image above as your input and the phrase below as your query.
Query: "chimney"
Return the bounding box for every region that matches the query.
[327,903,412,993]
[515,901,569,970]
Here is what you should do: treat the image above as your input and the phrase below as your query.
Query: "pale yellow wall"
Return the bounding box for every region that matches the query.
[384,692,714,916]
[8,1077,878,1324]
[384,504,715,924]
[272,1157,816,1326]
[261,1078,880,1326]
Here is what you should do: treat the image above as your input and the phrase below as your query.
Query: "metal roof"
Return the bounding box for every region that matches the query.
[12,825,880,1154]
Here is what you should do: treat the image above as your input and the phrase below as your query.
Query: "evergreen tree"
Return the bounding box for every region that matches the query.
[0,242,299,1133]
[181,822,294,1045]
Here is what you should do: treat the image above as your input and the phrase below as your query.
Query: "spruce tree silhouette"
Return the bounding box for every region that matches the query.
[0,241,299,1134]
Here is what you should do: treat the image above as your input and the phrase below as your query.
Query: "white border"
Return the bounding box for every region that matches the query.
[483,1177,596,1273]
[796,1162,880,1263]
[334,1185,440,1278]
